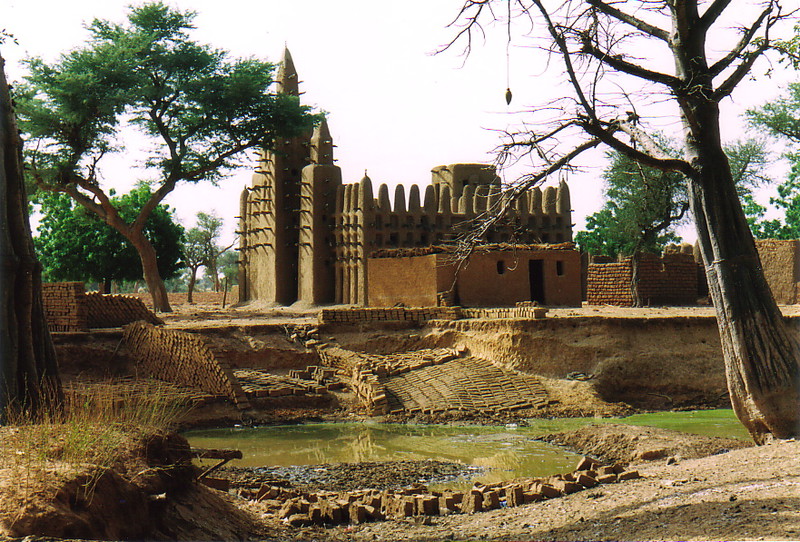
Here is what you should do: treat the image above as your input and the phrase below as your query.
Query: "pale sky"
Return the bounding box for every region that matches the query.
[1,0,795,245]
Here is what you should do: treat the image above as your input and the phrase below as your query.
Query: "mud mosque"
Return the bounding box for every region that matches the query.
[236,49,575,308]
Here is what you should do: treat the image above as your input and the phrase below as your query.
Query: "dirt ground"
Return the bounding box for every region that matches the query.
[5,300,799,541]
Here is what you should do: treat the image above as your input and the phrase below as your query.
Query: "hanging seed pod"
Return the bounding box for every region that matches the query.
[505,87,513,105]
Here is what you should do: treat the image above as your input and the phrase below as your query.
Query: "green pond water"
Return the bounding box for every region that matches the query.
[184,410,749,486]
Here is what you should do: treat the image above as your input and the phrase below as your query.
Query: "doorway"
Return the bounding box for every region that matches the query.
[529,260,545,303]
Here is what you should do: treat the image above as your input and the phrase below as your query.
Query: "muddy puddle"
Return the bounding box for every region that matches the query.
[185,410,747,489]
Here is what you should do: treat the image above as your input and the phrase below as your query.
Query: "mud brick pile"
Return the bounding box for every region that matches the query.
[318,307,461,325]
[381,356,549,415]
[122,322,250,410]
[317,345,548,415]
[245,456,641,527]
[85,292,163,328]
[42,282,89,332]
[459,305,548,320]
[587,252,698,306]
[233,366,343,399]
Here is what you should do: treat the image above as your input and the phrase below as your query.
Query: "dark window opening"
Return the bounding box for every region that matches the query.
[556,260,564,276]
[497,260,506,275]
[529,260,545,303]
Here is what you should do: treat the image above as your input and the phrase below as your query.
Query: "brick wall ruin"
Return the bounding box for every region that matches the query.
[85,292,163,328]
[42,282,89,332]
[587,252,698,306]
[122,322,250,410]
[42,282,162,332]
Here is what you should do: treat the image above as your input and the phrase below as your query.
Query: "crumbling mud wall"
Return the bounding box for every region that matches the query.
[422,316,734,408]
[85,292,163,328]
[42,282,89,331]
[42,283,162,331]
[122,322,250,409]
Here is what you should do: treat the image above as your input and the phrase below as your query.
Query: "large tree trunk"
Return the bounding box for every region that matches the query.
[684,103,800,443]
[690,152,800,443]
[127,230,172,312]
[670,6,800,444]
[0,53,62,419]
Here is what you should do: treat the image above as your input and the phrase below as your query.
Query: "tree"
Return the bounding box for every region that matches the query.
[34,185,184,293]
[575,151,686,258]
[448,0,800,443]
[0,51,61,418]
[14,2,317,312]
[577,140,771,257]
[181,211,231,302]
[748,71,800,238]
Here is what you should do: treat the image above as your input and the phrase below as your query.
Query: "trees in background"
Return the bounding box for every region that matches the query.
[14,2,317,312]
[34,185,184,292]
[448,0,799,442]
[181,211,233,302]
[577,140,771,258]
[0,51,61,418]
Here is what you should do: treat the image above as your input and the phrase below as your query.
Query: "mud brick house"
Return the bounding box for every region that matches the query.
[586,250,698,306]
[367,244,582,308]
[236,49,574,307]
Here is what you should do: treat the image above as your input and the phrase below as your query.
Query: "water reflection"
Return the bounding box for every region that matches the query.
[184,410,748,485]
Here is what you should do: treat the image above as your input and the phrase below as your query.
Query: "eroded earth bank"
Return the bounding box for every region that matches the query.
[3,303,799,541]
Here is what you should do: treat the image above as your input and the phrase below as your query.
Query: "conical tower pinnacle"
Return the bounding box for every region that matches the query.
[277,47,299,96]
[310,118,334,165]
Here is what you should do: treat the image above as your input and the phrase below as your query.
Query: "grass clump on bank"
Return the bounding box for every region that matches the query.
[0,380,190,510]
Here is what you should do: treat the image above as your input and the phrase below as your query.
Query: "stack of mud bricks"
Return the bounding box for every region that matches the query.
[349,364,389,415]
[288,365,343,392]
[587,252,698,306]
[460,304,548,320]
[42,282,89,332]
[122,322,250,410]
[318,307,462,325]
[249,456,641,527]
[84,292,163,328]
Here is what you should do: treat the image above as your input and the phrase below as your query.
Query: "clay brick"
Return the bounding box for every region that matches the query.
[618,470,641,481]
[461,490,483,513]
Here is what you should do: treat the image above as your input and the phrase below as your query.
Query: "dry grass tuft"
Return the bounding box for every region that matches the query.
[0,381,190,516]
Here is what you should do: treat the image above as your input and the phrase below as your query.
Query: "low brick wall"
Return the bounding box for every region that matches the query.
[587,253,697,306]
[85,292,163,328]
[319,307,461,325]
[42,282,89,332]
[318,305,549,325]
[122,322,250,410]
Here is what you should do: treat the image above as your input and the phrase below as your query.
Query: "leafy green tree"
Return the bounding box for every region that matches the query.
[576,140,770,258]
[181,211,232,302]
[748,75,800,239]
[575,151,686,258]
[14,2,317,312]
[34,185,184,293]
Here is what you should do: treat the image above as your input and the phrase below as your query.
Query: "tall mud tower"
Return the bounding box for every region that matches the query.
[238,48,310,305]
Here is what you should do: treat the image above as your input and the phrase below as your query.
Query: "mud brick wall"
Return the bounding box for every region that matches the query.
[85,292,163,328]
[755,239,800,304]
[586,261,634,306]
[318,307,461,325]
[42,282,89,332]
[636,253,698,305]
[122,322,250,410]
[459,305,548,320]
[587,253,698,306]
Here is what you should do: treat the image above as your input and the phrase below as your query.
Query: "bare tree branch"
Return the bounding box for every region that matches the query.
[587,0,670,41]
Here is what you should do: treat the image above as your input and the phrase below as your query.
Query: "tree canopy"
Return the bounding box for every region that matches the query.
[576,140,772,257]
[14,2,318,311]
[34,185,184,289]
